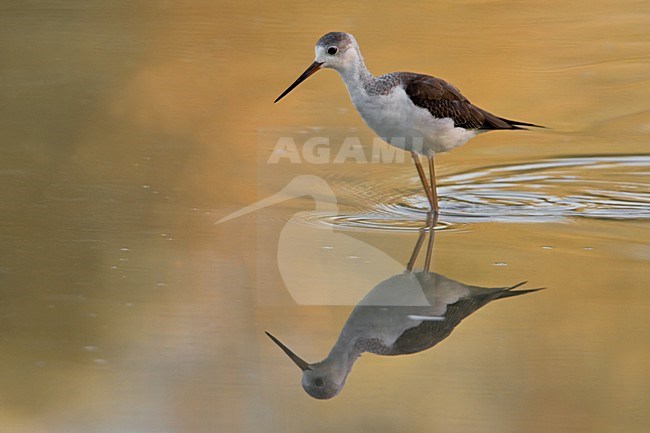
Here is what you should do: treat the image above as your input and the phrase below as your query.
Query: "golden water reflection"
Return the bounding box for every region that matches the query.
[265,224,544,400]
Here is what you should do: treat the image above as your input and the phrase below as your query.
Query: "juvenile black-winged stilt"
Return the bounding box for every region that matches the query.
[275,32,543,214]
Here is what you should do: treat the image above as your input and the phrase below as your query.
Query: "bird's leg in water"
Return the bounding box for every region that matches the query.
[423,214,437,273]
[411,151,435,211]
[406,212,438,272]
[428,156,439,214]
[406,227,427,272]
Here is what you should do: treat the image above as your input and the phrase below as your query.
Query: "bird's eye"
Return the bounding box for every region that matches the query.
[314,378,325,387]
[327,46,338,55]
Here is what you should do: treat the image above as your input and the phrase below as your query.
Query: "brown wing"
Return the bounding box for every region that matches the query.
[402,73,531,130]
[391,285,540,355]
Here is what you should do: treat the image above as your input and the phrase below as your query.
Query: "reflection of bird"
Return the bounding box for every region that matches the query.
[266,224,543,399]
[218,175,405,305]
[275,32,543,213]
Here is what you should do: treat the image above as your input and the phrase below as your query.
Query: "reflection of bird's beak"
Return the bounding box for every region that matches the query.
[265,331,311,371]
[274,61,323,103]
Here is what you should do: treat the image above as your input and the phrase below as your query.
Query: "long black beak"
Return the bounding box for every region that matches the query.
[265,331,311,371]
[274,61,323,103]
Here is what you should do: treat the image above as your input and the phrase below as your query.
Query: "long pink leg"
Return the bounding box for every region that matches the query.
[406,228,427,272]
[423,212,438,272]
[427,156,439,214]
[406,212,437,272]
[411,151,435,210]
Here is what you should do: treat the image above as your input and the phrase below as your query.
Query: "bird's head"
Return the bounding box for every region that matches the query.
[274,32,361,103]
[265,331,346,399]
[314,32,361,72]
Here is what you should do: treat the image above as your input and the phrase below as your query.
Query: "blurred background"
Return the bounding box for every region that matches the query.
[0,1,649,432]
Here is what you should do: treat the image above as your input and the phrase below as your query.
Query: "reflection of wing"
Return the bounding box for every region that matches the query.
[391,280,541,355]
[390,293,486,354]
[341,272,474,350]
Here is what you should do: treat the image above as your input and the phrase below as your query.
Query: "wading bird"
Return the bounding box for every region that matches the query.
[275,32,543,213]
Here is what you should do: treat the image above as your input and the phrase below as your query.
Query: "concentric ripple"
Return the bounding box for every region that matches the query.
[436,154,650,223]
[298,207,462,232]
[297,154,650,232]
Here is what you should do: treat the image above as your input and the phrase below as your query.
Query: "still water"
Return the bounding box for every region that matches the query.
[1,1,649,432]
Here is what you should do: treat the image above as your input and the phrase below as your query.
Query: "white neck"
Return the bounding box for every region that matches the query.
[317,337,362,385]
[336,50,373,102]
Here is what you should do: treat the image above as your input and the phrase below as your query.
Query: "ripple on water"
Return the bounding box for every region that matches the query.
[298,208,463,233]
[296,154,650,232]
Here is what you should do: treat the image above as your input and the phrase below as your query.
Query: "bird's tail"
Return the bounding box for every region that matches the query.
[479,109,546,130]
[505,119,546,129]
[496,281,546,299]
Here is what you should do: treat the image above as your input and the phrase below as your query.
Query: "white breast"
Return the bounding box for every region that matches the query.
[347,85,477,156]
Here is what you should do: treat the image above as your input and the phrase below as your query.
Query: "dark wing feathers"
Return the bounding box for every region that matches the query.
[402,73,542,130]
[391,285,542,355]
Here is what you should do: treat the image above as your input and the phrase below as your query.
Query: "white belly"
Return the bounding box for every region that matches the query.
[350,86,477,156]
